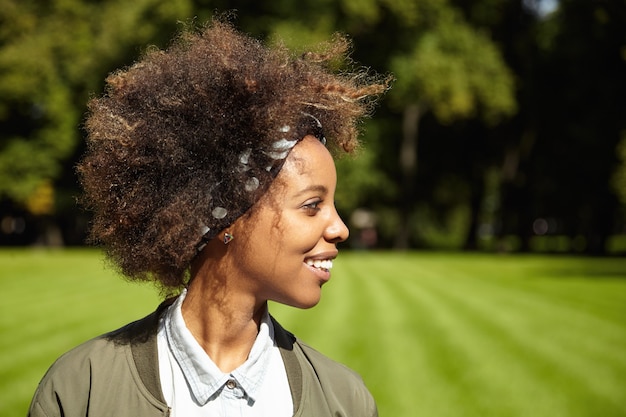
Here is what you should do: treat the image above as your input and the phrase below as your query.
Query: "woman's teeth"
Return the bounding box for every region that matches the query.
[306,259,333,270]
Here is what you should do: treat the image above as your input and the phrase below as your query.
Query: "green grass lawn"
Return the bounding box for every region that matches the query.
[1,249,625,417]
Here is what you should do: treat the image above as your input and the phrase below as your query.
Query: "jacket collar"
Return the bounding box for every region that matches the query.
[121,299,303,412]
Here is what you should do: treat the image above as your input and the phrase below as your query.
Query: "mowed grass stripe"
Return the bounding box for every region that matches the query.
[439,255,626,323]
[397,261,545,416]
[333,253,626,417]
[350,253,453,417]
[385,253,626,416]
[413,268,618,416]
[2,250,626,417]
[423,256,626,386]
[271,253,412,415]
[272,254,624,416]
[352,253,548,417]
[1,255,156,361]
[0,249,160,417]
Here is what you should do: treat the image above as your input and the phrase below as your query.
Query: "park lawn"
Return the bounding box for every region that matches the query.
[1,249,625,417]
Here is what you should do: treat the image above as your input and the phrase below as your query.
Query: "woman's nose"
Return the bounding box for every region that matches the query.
[326,207,349,243]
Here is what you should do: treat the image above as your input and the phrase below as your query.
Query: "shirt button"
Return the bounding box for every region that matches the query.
[226,379,237,389]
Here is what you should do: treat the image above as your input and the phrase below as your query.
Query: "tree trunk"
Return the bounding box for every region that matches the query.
[394,103,423,249]
[463,177,485,251]
[497,130,536,252]
[584,193,617,255]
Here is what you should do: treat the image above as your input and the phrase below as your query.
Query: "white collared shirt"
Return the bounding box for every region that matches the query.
[156,290,293,416]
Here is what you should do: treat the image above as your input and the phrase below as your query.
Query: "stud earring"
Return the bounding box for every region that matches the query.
[223,232,234,245]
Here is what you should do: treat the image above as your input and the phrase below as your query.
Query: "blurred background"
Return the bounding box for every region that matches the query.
[0,0,625,253]
[2,2,626,416]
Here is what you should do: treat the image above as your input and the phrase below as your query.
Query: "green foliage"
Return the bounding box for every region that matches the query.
[389,8,516,124]
[339,0,381,25]
[335,122,397,214]
[267,19,336,53]
[0,0,193,209]
[1,0,622,252]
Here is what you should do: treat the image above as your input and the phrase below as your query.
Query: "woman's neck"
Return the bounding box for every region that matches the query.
[182,260,267,373]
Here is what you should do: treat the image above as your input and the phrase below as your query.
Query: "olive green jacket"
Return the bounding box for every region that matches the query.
[28,301,377,417]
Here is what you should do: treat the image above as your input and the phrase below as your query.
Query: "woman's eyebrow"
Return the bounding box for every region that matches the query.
[293,184,328,198]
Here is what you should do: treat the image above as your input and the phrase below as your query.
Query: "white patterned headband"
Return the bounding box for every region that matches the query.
[195,112,326,252]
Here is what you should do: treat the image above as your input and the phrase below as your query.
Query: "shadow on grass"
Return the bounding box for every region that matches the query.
[539,257,626,280]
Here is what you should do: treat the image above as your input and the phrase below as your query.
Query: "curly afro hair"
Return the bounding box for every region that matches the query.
[78,19,388,290]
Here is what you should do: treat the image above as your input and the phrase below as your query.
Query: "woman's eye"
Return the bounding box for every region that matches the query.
[303,200,321,214]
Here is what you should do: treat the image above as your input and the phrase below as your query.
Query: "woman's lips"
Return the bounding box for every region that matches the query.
[304,259,333,282]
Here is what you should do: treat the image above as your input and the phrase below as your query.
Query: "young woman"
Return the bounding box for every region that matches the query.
[29,19,388,417]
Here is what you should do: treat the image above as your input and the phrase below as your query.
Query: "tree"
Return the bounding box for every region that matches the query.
[534,0,625,254]
[0,0,192,242]
[387,5,516,248]
[613,132,626,206]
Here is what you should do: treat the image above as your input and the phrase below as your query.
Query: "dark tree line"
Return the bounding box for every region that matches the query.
[1,0,624,253]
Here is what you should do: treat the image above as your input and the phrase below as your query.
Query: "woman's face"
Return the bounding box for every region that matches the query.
[229,135,349,309]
